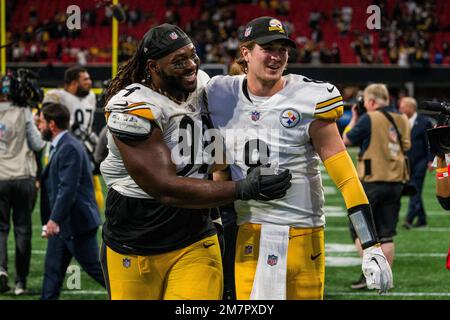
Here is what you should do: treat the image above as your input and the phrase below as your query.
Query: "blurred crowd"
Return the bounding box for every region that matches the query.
[4,0,450,66]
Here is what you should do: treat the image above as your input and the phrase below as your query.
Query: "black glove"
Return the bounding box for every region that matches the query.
[235,165,292,201]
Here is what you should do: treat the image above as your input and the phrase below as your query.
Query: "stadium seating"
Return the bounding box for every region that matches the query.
[7,0,450,65]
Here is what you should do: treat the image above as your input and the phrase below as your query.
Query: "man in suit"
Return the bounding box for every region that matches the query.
[37,103,105,299]
[399,97,434,229]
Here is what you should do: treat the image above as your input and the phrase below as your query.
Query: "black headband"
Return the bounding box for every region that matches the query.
[139,23,193,60]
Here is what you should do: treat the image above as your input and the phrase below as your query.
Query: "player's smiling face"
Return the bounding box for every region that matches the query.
[157,43,200,94]
[245,41,288,82]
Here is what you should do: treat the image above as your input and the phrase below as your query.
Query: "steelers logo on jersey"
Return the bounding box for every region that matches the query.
[280,108,300,128]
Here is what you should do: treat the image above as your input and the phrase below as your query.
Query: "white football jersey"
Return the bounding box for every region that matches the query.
[43,89,96,134]
[206,74,343,227]
[101,70,211,199]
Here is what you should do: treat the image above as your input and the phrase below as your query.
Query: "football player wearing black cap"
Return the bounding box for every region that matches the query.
[204,16,393,299]
[99,23,292,300]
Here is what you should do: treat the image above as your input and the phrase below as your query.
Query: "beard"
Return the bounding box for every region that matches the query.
[41,127,53,141]
[75,86,90,98]
[159,67,198,95]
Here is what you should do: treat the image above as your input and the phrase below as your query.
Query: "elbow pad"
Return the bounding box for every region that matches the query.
[107,112,153,141]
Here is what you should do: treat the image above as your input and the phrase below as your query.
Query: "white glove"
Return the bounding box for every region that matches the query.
[362,245,393,293]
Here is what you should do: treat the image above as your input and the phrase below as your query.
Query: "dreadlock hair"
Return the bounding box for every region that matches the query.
[103,40,149,106]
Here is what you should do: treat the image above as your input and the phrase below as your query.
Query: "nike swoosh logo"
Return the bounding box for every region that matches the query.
[327,86,335,93]
[114,102,128,107]
[310,252,322,260]
[370,257,381,268]
[203,241,215,248]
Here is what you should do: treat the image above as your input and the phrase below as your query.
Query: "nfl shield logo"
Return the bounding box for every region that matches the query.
[267,254,278,266]
[244,245,253,255]
[244,26,252,38]
[123,258,131,268]
[250,111,260,121]
[186,103,196,112]
[169,32,179,40]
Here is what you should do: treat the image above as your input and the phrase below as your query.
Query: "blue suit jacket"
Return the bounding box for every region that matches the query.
[40,132,101,238]
[407,114,434,171]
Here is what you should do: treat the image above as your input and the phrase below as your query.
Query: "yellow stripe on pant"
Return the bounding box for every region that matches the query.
[93,175,104,212]
[235,223,325,300]
[101,234,223,300]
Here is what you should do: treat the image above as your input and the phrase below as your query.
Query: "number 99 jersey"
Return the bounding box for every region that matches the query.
[101,70,211,199]
[205,74,344,228]
[43,89,96,134]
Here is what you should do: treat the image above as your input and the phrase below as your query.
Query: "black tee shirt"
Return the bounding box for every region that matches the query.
[103,188,216,255]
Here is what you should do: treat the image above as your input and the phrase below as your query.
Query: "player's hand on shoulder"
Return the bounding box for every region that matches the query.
[235,164,292,201]
[362,245,393,294]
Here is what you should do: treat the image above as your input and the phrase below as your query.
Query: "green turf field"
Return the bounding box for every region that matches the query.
[1,147,449,300]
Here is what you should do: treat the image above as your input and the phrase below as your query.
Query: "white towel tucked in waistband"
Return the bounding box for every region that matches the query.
[250,224,290,300]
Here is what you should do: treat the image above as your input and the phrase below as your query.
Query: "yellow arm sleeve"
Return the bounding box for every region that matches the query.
[323,150,369,209]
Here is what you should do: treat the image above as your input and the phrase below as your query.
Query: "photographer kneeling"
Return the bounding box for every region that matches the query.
[0,70,45,295]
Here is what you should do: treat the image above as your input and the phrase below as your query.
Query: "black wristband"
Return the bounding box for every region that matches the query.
[348,204,379,249]
[235,179,256,200]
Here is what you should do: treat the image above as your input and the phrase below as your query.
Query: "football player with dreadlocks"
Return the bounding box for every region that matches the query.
[99,23,292,300]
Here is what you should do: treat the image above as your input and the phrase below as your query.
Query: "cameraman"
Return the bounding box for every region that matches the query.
[343,84,411,289]
[0,72,45,295]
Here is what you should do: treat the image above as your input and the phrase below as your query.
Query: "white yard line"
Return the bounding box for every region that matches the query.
[61,290,106,295]
[326,226,450,232]
[59,290,450,297]
[327,253,446,257]
[327,292,450,297]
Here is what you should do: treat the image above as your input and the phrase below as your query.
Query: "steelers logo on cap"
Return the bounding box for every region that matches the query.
[268,18,285,33]
[280,108,301,128]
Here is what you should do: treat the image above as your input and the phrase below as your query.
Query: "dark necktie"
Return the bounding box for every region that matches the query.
[49,145,56,161]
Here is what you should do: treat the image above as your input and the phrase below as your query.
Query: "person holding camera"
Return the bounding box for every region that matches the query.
[343,83,411,289]
[399,97,434,229]
[0,72,45,295]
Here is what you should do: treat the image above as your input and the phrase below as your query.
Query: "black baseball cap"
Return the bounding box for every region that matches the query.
[139,23,193,60]
[240,16,296,48]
